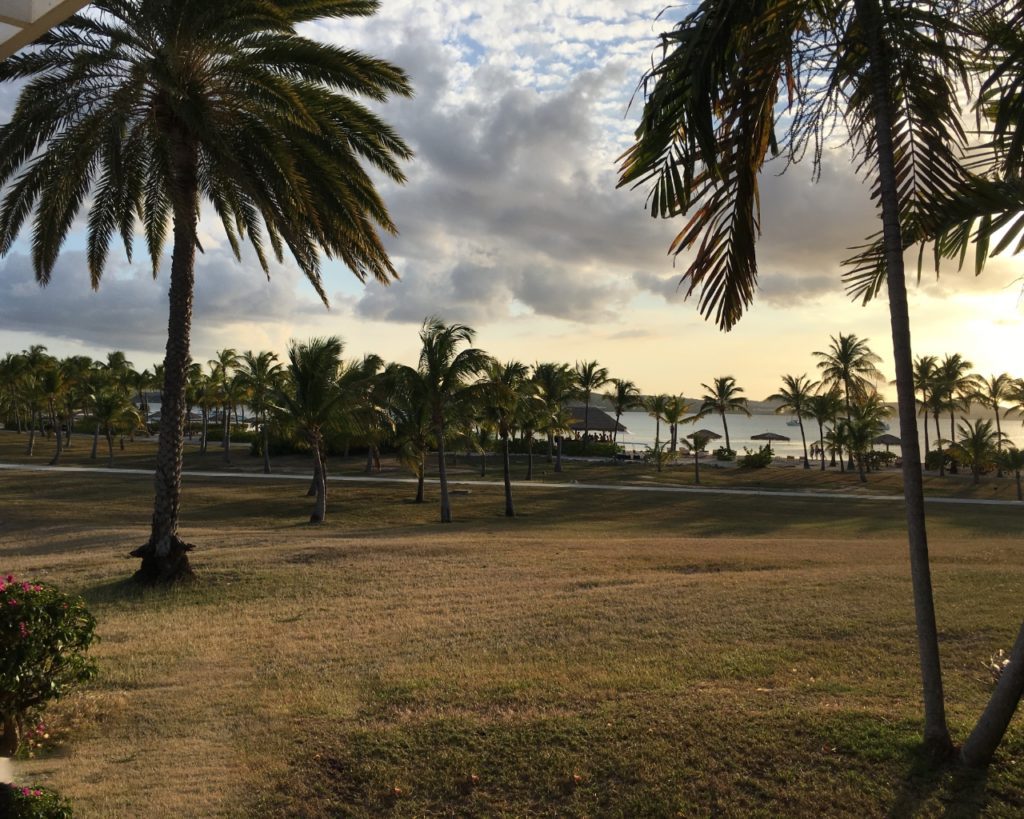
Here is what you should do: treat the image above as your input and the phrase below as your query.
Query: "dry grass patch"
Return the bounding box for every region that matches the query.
[0,466,1022,816]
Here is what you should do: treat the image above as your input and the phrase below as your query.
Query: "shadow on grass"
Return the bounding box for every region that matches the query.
[887,754,989,818]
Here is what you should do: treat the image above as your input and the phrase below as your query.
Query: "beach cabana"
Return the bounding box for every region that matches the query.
[686,429,722,444]
[567,406,626,436]
[751,431,790,451]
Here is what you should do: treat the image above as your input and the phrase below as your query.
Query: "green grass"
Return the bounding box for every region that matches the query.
[1,432,1023,816]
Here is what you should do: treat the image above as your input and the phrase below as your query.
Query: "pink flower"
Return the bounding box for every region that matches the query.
[6,574,13,583]
[8,599,17,606]
[32,790,42,797]
[19,622,29,638]
[21,582,30,591]
[21,787,30,796]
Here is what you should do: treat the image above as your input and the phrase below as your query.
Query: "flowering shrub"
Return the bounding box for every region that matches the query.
[0,783,73,818]
[1,575,96,756]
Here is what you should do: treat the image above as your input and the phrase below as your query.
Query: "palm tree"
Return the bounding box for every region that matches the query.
[912,355,940,457]
[618,1,976,756]
[533,362,576,468]
[847,392,892,482]
[235,351,283,474]
[89,389,143,467]
[415,318,490,523]
[814,334,883,423]
[662,395,694,454]
[604,379,641,446]
[699,376,749,453]
[387,365,433,504]
[769,374,819,469]
[937,354,977,443]
[276,337,345,525]
[998,449,1024,501]
[644,394,671,472]
[574,361,609,453]
[40,366,66,466]
[953,419,1004,485]
[479,360,532,517]
[209,349,240,465]
[0,1,413,583]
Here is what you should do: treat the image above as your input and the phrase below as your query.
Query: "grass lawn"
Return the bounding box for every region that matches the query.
[1,430,1023,816]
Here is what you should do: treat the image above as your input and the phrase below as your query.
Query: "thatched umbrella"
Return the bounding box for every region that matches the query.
[687,429,722,444]
[686,429,721,485]
[872,432,903,452]
[751,431,790,452]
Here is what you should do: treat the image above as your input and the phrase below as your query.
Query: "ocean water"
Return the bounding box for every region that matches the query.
[613,410,1024,459]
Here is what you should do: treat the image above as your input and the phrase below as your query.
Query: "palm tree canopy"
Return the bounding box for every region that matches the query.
[574,361,610,398]
[768,374,819,416]
[814,333,883,405]
[416,317,490,417]
[0,0,413,295]
[617,0,971,329]
[699,375,750,416]
[277,336,345,433]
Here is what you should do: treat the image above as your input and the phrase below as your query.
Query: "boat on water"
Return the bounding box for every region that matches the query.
[786,419,801,427]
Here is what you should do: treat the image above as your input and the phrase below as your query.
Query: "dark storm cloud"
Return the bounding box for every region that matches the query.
[0,248,322,353]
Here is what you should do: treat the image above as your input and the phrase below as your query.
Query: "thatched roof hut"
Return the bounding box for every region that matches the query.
[567,406,626,433]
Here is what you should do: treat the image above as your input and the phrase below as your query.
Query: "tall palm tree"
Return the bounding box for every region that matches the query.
[973,373,1014,453]
[415,318,490,523]
[235,350,283,474]
[618,1,978,756]
[479,360,532,517]
[89,389,143,467]
[768,374,819,469]
[806,389,843,472]
[814,334,883,422]
[998,448,1024,501]
[644,393,671,472]
[699,376,749,453]
[0,1,412,583]
[574,361,609,453]
[387,365,433,504]
[533,362,576,468]
[912,355,940,457]
[209,349,240,465]
[937,354,977,443]
[604,379,641,446]
[953,418,1004,485]
[662,394,694,454]
[276,337,345,525]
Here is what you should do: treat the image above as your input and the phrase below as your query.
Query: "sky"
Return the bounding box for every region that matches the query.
[0,1,1021,400]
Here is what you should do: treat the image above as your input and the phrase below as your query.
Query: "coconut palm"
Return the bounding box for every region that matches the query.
[479,360,532,517]
[387,365,433,504]
[912,355,940,456]
[573,361,609,453]
[953,418,1004,485]
[999,448,1024,501]
[209,349,241,465]
[533,362,576,467]
[814,334,883,421]
[235,351,283,474]
[0,1,412,582]
[662,395,695,454]
[936,354,977,443]
[847,392,891,482]
[88,389,143,467]
[604,379,641,446]
[276,337,346,524]
[699,376,749,453]
[415,318,490,523]
[769,374,819,469]
[618,0,978,754]
[644,393,671,472]
[972,373,1013,451]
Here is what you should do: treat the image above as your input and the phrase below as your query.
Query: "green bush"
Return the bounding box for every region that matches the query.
[739,445,774,468]
[713,446,736,461]
[1,576,96,756]
[0,784,73,818]
[925,449,957,472]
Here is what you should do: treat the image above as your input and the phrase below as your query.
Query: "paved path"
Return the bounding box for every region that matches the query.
[1,462,1020,508]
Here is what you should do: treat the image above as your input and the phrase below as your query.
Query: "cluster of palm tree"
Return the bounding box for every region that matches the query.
[0,346,144,466]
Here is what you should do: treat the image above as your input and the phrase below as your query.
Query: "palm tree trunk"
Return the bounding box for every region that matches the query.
[26,410,36,455]
[200,408,208,455]
[694,447,700,485]
[555,436,563,473]
[655,417,662,473]
[961,620,1024,767]
[479,449,486,477]
[365,447,374,474]
[526,432,534,480]
[857,0,951,755]
[934,412,945,476]
[613,411,621,445]
[437,415,452,523]
[222,406,231,464]
[922,408,930,460]
[502,432,514,517]
[720,411,730,452]
[1,714,21,757]
[546,431,554,464]
[132,125,199,584]
[1015,470,1022,501]
[106,428,114,467]
[91,422,99,460]
[48,400,63,466]
[310,439,326,524]
[583,394,591,453]
[798,417,809,469]
[416,456,425,503]
[262,420,271,474]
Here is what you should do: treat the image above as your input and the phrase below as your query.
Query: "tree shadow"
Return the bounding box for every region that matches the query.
[887,753,989,818]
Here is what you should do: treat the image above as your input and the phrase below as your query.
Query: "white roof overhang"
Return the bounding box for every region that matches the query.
[0,1,92,61]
